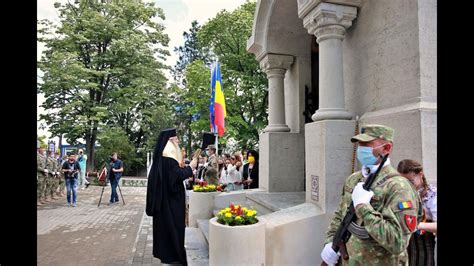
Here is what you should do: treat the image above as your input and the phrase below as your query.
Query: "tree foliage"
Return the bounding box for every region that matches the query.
[176,1,267,151]
[38,0,170,170]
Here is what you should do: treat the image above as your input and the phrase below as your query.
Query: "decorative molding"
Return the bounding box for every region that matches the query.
[314,25,346,42]
[302,3,357,37]
[359,101,438,120]
[298,0,362,19]
[259,53,294,72]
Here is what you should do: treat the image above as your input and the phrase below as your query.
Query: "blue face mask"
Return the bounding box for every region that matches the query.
[205,150,209,156]
[357,144,385,166]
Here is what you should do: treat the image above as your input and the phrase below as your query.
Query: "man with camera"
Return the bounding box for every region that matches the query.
[108,152,124,205]
[62,153,81,207]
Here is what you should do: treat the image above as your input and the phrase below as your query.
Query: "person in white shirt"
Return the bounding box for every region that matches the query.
[219,158,243,191]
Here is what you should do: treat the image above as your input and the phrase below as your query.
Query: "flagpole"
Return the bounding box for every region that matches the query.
[215,59,219,155]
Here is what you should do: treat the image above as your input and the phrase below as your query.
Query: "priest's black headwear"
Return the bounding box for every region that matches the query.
[146,128,177,216]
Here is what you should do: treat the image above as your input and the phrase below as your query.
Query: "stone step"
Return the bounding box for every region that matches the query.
[245,197,274,216]
[196,219,210,245]
[185,227,209,266]
[246,191,305,212]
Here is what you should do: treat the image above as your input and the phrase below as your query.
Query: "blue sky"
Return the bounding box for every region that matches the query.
[37,0,250,143]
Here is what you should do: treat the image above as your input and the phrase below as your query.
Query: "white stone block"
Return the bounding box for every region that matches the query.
[263,203,331,265]
[305,120,356,212]
[209,217,265,266]
[259,132,305,192]
[213,191,248,210]
[188,191,220,228]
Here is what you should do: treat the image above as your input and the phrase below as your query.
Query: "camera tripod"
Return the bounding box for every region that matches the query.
[97,178,125,207]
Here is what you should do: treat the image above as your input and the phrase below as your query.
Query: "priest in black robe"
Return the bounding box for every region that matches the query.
[146,128,197,265]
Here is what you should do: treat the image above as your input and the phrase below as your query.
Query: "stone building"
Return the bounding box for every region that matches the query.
[242,0,436,263]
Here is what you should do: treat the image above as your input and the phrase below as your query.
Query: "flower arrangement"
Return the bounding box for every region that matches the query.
[216,204,258,226]
[192,181,224,192]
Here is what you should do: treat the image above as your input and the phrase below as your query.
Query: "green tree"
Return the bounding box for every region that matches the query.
[197,1,267,150]
[171,21,213,155]
[38,0,170,171]
[173,20,212,85]
[94,127,135,175]
[37,135,48,149]
[171,60,212,154]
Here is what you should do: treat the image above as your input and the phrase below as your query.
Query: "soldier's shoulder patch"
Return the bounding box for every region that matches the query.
[398,201,413,210]
[404,214,417,232]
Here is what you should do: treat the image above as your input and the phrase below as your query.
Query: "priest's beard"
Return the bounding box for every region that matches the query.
[162,140,182,163]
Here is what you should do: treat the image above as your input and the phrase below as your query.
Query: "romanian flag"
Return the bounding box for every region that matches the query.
[398,201,413,210]
[209,61,226,136]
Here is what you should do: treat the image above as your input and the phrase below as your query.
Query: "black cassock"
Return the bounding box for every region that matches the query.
[147,156,192,265]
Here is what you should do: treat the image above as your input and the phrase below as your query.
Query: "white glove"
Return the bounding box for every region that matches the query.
[352,182,374,207]
[321,242,340,265]
[44,169,49,174]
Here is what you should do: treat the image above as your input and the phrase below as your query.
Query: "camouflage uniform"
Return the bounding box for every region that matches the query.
[37,152,48,203]
[48,155,59,199]
[57,157,65,196]
[324,125,423,265]
[43,154,56,201]
[59,156,67,195]
[204,152,219,185]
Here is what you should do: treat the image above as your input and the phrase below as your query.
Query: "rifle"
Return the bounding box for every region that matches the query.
[321,153,390,266]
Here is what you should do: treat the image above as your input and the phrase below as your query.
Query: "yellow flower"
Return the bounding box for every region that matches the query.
[225,212,232,218]
[235,205,240,209]
[247,210,257,216]
[242,207,248,212]
[235,216,242,221]
[225,207,231,212]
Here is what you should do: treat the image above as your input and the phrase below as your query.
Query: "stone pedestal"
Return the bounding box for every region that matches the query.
[304,120,355,212]
[209,217,265,266]
[264,203,331,265]
[259,132,305,192]
[188,191,220,228]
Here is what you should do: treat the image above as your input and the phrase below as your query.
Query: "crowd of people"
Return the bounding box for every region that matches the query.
[37,147,91,207]
[184,144,259,192]
[38,125,437,266]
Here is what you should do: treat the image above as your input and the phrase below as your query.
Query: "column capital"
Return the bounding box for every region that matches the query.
[259,53,294,73]
[301,2,357,38]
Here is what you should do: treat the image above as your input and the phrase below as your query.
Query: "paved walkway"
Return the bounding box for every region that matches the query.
[38,185,149,266]
[38,185,209,266]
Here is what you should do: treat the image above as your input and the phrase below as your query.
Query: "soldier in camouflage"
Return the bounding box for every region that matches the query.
[56,154,65,197]
[47,151,60,200]
[43,151,56,202]
[204,144,219,185]
[321,124,422,265]
[37,147,48,206]
[58,155,68,196]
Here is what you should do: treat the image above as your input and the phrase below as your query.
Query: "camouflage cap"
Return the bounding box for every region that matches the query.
[351,124,394,143]
[207,144,216,151]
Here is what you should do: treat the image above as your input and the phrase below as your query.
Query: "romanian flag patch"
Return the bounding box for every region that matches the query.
[398,201,413,210]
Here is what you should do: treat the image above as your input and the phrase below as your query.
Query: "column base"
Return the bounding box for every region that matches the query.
[263,124,291,132]
[312,108,353,121]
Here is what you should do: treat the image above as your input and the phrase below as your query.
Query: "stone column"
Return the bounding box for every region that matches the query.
[260,54,294,132]
[302,3,357,121]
